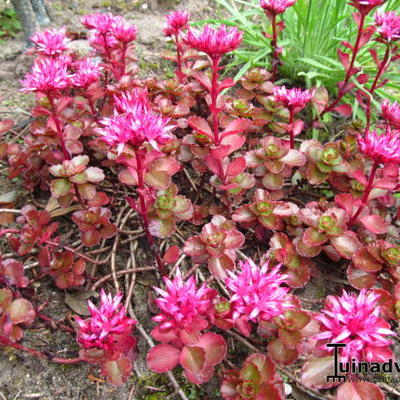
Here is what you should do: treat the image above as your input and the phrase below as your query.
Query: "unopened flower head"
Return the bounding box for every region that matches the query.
[315,290,395,363]
[152,268,216,332]
[31,27,69,57]
[225,260,293,322]
[381,99,400,129]
[72,59,101,87]
[349,0,384,15]
[99,89,173,153]
[185,24,243,60]
[21,57,71,93]
[357,129,400,165]
[259,0,297,16]
[272,85,314,112]
[76,289,136,352]
[375,11,400,42]
[163,10,190,37]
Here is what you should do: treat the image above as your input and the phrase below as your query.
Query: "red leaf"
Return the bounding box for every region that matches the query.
[359,214,389,234]
[357,73,369,84]
[0,119,14,135]
[146,344,180,373]
[196,332,227,366]
[220,118,250,140]
[301,356,336,390]
[268,338,298,365]
[226,157,246,177]
[187,116,213,139]
[347,265,376,290]
[180,346,205,373]
[332,104,352,117]
[336,382,384,400]
[337,49,350,71]
[163,245,180,264]
[218,77,235,91]
[191,71,211,92]
[359,26,375,49]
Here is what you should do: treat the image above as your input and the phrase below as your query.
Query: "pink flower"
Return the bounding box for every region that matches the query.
[185,24,243,59]
[348,0,384,15]
[110,16,138,43]
[315,290,395,363]
[31,27,69,57]
[81,13,116,33]
[99,89,173,153]
[381,99,400,129]
[113,88,151,114]
[152,268,216,333]
[375,11,400,42]
[163,10,190,37]
[76,289,136,352]
[225,260,293,323]
[357,129,400,164]
[72,59,101,88]
[20,57,71,93]
[272,85,314,112]
[259,0,297,16]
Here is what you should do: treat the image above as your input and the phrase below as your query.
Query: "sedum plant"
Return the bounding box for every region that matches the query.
[0,4,400,399]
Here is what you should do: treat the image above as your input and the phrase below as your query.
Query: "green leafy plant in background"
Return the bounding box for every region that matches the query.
[0,7,21,39]
[204,0,400,104]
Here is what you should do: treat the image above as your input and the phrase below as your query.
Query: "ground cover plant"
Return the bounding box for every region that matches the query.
[0,0,400,398]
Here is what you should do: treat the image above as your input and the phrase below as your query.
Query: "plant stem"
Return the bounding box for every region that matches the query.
[365,44,391,132]
[319,13,366,119]
[0,336,82,364]
[349,161,378,225]
[210,57,221,146]
[289,108,295,149]
[271,14,279,82]
[174,33,185,83]
[134,148,165,275]
[47,93,70,160]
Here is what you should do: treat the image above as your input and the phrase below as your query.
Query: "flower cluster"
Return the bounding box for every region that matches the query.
[99,89,173,153]
[225,260,293,328]
[20,57,71,93]
[76,290,136,352]
[357,129,400,165]
[349,0,384,15]
[163,10,190,37]
[30,27,69,57]
[314,290,395,363]
[259,0,297,16]
[375,11,400,42]
[72,59,102,88]
[381,99,400,129]
[272,85,314,113]
[152,268,216,337]
[185,24,243,59]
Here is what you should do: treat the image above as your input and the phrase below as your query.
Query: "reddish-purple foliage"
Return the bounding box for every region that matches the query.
[1,3,400,397]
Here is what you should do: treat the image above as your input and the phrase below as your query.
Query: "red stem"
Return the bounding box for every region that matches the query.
[174,33,184,83]
[319,13,366,119]
[289,109,295,149]
[0,336,82,364]
[365,44,391,132]
[210,57,221,146]
[271,14,279,82]
[134,148,165,275]
[349,161,378,225]
[47,93,70,160]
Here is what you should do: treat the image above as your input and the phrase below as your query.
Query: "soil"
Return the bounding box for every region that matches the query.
[0,1,399,400]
